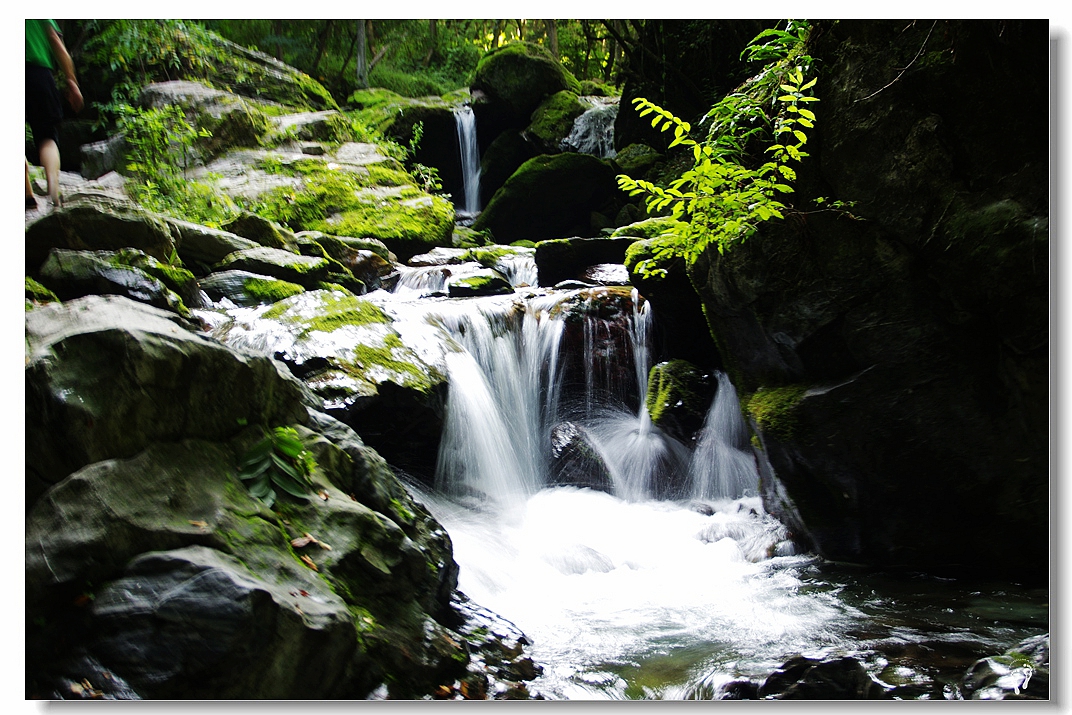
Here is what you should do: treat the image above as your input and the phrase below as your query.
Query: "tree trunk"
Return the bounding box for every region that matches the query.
[310,20,334,76]
[424,19,438,66]
[546,19,558,57]
[355,19,369,89]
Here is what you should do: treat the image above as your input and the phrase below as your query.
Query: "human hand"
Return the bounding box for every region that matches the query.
[66,81,83,113]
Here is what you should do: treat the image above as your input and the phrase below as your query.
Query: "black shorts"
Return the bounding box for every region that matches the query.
[26,62,63,148]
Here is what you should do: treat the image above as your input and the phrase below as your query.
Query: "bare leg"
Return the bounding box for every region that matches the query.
[38,138,61,206]
[25,159,35,202]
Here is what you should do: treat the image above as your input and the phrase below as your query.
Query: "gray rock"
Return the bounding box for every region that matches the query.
[38,248,190,316]
[199,269,304,307]
[25,295,308,494]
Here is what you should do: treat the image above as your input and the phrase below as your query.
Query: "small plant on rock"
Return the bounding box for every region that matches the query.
[238,426,317,508]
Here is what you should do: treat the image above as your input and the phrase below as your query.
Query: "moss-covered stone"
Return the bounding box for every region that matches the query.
[471,41,581,122]
[579,79,618,97]
[524,90,585,152]
[262,290,391,334]
[613,143,663,178]
[645,360,710,441]
[744,385,806,441]
[614,217,686,240]
[222,211,296,250]
[26,276,58,305]
[446,270,512,297]
[473,153,618,243]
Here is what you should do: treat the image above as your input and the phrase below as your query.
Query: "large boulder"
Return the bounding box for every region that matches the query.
[37,248,194,317]
[689,20,1048,580]
[534,236,637,286]
[473,154,619,243]
[25,429,466,699]
[523,90,586,154]
[470,41,581,134]
[25,295,309,499]
[213,290,448,480]
[25,192,178,273]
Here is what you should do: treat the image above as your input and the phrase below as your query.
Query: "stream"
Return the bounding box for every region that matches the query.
[203,252,1048,699]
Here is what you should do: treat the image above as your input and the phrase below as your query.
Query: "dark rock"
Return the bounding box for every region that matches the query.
[645,359,714,444]
[214,245,361,292]
[523,90,586,154]
[199,269,304,306]
[474,154,619,243]
[447,269,513,297]
[479,130,536,206]
[549,422,613,492]
[80,134,127,180]
[689,20,1048,580]
[961,633,1049,700]
[221,211,296,250]
[759,655,886,699]
[38,248,191,317]
[535,236,637,286]
[167,218,260,272]
[471,41,581,137]
[25,295,309,496]
[612,143,662,180]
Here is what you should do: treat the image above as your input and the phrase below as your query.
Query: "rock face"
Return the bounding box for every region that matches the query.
[689,20,1048,580]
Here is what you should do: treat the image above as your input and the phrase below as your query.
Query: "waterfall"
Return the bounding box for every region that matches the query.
[689,371,760,500]
[561,96,619,159]
[454,105,482,216]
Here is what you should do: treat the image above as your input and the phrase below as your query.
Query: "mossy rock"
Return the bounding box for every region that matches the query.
[199,269,305,306]
[26,277,59,306]
[478,129,536,205]
[471,41,581,123]
[613,216,686,241]
[37,248,191,318]
[613,143,663,179]
[524,90,586,153]
[744,385,807,441]
[473,153,618,243]
[222,211,297,251]
[579,80,618,97]
[446,269,512,297]
[645,360,712,443]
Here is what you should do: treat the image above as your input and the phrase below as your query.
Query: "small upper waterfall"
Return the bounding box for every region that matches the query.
[454,105,482,217]
[561,96,619,159]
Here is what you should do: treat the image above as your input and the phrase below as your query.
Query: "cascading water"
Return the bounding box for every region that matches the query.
[689,371,761,501]
[561,96,619,159]
[454,105,482,217]
[206,249,1049,700]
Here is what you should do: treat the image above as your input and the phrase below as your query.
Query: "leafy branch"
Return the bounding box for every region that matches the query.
[238,427,317,508]
[616,21,820,276]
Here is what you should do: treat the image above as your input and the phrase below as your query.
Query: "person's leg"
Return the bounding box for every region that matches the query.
[38,138,61,206]
[26,159,35,203]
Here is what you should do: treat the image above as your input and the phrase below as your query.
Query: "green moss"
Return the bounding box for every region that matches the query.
[243,276,305,303]
[25,277,58,304]
[645,360,705,427]
[744,385,807,440]
[263,291,391,332]
[526,90,585,147]
[613,217,686,240]
[347,333,438,391]
[510,240,536,248]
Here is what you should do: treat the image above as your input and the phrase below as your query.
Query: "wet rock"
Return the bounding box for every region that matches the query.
[214,245,362,293]
[645,359,713,445]
[447,268,513,297]
[167,218,261,272]
[25,295,309,498]
[523,90,586,154]
[38,248,192,317]
[213,289,447,479]
[535,236,637,286]
[549,422,613,493]
[221,211,297,250]
[961,633,1048,700]
[471,41,581,133]
[199,269,304,307]
[758,655,886,699]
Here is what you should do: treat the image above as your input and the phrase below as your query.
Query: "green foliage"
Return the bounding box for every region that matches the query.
[115,103,238,227]
[406,121,443,194]
[616,20,819,277]
[238,427,317,509]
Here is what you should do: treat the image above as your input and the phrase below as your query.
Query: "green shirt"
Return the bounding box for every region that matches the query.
[26,19,61,69]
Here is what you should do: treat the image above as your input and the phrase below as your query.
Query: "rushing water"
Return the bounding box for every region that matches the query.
[454,105,482,218]
[203,251,1048,700]
[561,96,619,159]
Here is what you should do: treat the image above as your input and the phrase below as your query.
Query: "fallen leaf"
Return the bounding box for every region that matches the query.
[318,490,330,501]
[318,540,333,551]
[291,535,314,548]
[300,555,318,571]
[188,520,208,530]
